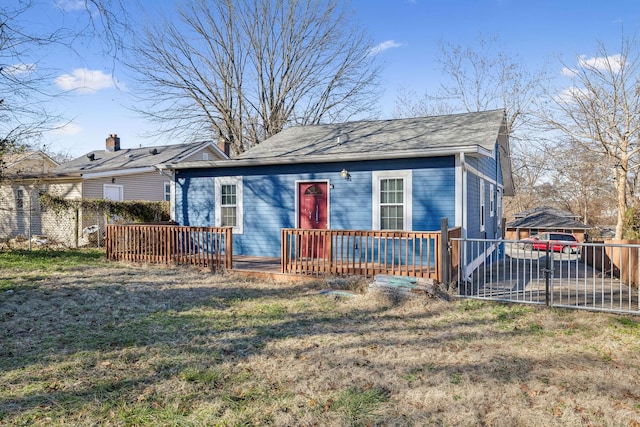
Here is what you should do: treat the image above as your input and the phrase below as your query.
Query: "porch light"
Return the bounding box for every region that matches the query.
[341,168,350,181]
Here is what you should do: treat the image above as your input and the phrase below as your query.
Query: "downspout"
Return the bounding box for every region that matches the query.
[460,152,467,239]
[460,152,468,281]
[495,145,500,239]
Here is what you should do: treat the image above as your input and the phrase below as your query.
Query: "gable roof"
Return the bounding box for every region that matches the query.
[164,109,509,171]
[55,140,225,176]
[2,151,59,178]
[514,206,580,219]
[234,109,506,161]
[506,211,590,230]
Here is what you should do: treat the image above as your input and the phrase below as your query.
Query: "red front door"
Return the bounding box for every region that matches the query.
[298,182,328,258]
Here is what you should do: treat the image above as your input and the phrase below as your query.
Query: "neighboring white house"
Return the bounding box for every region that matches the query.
[0,135,230,246]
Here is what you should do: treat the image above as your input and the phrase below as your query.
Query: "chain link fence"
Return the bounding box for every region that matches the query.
[0,192,108,250]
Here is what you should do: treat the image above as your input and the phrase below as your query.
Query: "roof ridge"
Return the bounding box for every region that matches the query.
[283,109,506,130]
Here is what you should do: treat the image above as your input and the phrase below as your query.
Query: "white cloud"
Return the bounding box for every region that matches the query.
[54,0,89,12]
[55,68,114,94]
[5,63,36,76]
[369,40,404,56]
[561,67,577,77]
[51,122,83,136]
[555,86,589,104]
[577,54,624,73]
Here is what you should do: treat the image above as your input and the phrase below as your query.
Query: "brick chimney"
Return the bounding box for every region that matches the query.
[217,138,230,157]
[106,134,121,152]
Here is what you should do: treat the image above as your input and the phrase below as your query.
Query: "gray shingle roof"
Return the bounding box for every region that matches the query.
[514,206,579,219]
[160,110,513,196]
[55,140,216,174]
[236,109,506,161]
[506,212,590,230]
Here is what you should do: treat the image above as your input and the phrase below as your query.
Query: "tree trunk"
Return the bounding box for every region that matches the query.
[615,167,628,240]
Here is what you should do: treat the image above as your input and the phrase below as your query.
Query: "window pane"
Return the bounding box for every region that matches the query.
[221,184,236,206]
[380,178,403,204]
[221,206,236,227]
[16,190,24,209]
[379,178,405,230]
[381,205,403,230]
[164,183,171,201]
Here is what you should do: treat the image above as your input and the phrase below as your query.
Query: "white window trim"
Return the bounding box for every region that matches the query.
[372,170,412,231]
[214,176,243,234]
[480,179,485,232]
[203,152,209,161]
[497,187,502,226]
[16,189,24,210]
[103,184,123,201]
[163,181,171,202]
[489,184,495,217]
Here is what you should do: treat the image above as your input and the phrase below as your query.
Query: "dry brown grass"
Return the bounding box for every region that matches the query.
[2,257,640,426]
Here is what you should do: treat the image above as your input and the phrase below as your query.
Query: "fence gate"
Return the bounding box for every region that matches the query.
[452,238,640,315]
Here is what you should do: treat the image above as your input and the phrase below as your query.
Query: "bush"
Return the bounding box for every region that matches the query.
[623,205,640,239]
[39,193,170,223]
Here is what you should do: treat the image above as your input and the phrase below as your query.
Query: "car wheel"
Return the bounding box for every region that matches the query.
[562,246,571,254]
[523,243,533,251]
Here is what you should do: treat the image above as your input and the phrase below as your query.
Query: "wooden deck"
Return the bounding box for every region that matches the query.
[281,228,459,281]
[232,256,280,273]
[229,256,318,282]
[105,224,460,283]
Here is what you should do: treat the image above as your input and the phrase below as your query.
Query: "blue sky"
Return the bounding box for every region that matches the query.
[20,0,640,157]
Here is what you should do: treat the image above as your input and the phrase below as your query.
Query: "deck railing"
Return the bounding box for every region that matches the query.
[106,224,232,270]
[281,227,460,281]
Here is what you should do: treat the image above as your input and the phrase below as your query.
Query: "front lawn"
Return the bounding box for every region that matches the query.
[1,251,640,426]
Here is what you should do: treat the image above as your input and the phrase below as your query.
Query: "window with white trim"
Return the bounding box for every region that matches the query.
[490,184,495,217]
[497,188,502,225]
[103,184,123,201]
[16,189,24,210]
[372,170,412,231]
[480,179,486,232]
[39,191,46,212]
[164,182,171,201]
[215,176,243,233]
[202,152,209,161]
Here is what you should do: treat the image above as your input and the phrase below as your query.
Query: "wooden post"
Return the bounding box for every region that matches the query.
[226,227,233,270]
[74,208,79,248]
[440,217,449,285]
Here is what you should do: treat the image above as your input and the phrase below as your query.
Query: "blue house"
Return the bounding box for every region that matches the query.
[158,109,514,263]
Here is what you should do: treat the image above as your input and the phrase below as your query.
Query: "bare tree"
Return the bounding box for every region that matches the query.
[0,0,130,166]
[126,0,381,156]
[503,140,554,218]
[395,34,544,136]
[543,143,617,226]
[394,34,551,221]
[539,34,640,239]
[1,1,59,152]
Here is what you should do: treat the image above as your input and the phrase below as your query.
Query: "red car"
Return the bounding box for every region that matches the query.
[521,232,580,254]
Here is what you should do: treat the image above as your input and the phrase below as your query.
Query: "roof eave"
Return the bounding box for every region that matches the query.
[80,166,156,178]
[158,145,489,171]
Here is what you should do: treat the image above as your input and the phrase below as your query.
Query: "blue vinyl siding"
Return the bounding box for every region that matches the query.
[175,156,459,257]
[412,161,456,230]
[175,175,214,226]
[463,143,503,240]
[466,172,481,239]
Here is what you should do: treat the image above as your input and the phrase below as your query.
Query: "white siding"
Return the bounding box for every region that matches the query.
[83,171,168,201]
[0,178,81,245]
[181,146,224,162]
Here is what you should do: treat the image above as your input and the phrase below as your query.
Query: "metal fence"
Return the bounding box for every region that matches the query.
[0,198,109,250]
[453,238,640,315]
